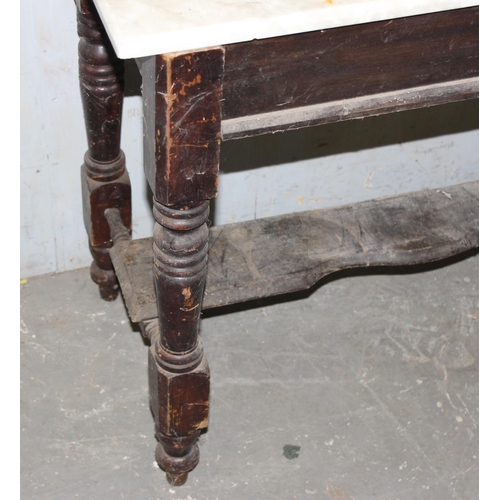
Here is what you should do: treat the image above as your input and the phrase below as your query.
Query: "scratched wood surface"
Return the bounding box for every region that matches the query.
[140,49,224,206]
[140,49,225,485]
[221,78,479,139]
[110,181,478,322]
[222,7,479,121]
[78,0,132,301]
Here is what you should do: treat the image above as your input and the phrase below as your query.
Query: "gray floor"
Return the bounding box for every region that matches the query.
[20,252,479,500]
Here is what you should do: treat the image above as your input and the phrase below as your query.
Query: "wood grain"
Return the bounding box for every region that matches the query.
[77,0,131,300]
[221,77,478,139]
[109,181,479,322]
[222,7,478,124]
[141,49,224,206]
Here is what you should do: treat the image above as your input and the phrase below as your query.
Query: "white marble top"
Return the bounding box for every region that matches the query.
[93,0,479,59]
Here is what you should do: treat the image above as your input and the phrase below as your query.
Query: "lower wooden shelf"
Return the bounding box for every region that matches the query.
[109,181,478,323]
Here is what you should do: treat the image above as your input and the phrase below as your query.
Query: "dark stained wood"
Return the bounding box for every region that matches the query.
[78,2,124,166]
[137,46,225,486]
[81,169,131,248]
[148,326,210,486]
[153,201,210,353]
[141,49,225,206]
[222,7,479,122]
[148,198,212,485]
[109,181,479,323]
[104,207,132,245]
[75,0,93,15]
[222,77,479,140]
[77,0,132,300]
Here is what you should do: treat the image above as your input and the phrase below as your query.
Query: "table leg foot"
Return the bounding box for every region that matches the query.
[155,438,200,486]
[90,247,119,301]
[166,473,189,487]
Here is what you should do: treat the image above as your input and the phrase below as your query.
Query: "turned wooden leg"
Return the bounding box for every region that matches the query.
[148,200,211,485]
[140,48,225,484]
[77,0,131,300]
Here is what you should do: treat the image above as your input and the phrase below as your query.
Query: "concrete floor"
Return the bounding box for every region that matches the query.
[20,251,478,500]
